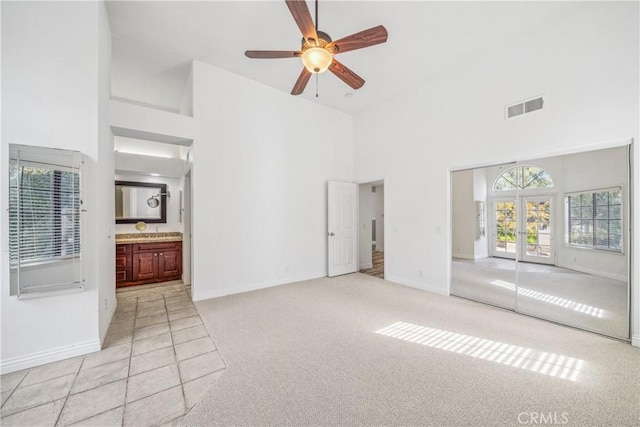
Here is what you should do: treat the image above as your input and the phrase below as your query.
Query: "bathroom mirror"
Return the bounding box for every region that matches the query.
[115,180,167,224]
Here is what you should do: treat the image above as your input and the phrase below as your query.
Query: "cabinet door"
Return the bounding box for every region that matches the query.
[134,252,158,281]
[115,244,133,285]
[158,250,182,279]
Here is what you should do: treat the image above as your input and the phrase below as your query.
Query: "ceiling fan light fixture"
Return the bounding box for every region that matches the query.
[301,47,333,74]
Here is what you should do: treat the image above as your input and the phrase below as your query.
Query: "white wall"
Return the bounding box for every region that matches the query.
[1,1,113,372]
[472,169,489,258]
[115,173,183,234]
[557,146,629,280]
[480,147,628,280]
[191,61,354,300]
[97,3,116,344]
[451,170,475,259]
[353,2,639,341]
[359,184,373,269]
[375,186,385,252]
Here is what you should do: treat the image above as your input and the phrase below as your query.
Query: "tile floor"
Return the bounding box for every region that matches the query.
[0,281,226,426]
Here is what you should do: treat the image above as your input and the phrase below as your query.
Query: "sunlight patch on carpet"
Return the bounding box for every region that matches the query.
[375,321,584,382]
[490,279,605,318]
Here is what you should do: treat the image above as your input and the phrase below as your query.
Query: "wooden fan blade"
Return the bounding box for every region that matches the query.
[245,50,302,59]
[291,68,312,95]
[326,25,388,54]
[328,59,365,90]
[285,0,318,43]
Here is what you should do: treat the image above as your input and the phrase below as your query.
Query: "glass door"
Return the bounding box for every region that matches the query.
[492,198,517,259]
[520,196,553,264]
[451,145,630,340]
[451,167,517,311]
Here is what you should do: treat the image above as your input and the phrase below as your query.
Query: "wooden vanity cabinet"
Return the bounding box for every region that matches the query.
[115,244,132,284]
[116,241,182,288]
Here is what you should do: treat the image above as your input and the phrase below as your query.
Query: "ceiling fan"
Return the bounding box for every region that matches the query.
[245,0,388,96]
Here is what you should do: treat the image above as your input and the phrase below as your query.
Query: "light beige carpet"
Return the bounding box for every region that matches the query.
[183,273,639,426]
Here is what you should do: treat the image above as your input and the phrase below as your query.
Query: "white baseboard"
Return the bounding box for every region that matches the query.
[0,339,101,375]
[385,274,448,296]
[193,272,327,301]
[632,334,640,348]
[359,262,373,269]
[100,299,118,345]
[452,253,474,260]
[554,263,627,282]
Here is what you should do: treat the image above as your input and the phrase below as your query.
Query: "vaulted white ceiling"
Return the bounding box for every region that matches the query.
[106,1,584,115]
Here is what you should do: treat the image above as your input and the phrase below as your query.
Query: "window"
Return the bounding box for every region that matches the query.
[9,144,83,296]
[565,188,622,252]
[493,165,553,191]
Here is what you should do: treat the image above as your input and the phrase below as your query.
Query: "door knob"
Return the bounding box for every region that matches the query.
[328,232,335,237]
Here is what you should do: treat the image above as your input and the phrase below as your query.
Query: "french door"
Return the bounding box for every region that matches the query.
[520,196,553,264]
[493,199,517,259]
[492,196,553,264]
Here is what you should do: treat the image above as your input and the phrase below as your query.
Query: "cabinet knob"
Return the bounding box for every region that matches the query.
[160,253,163,256]
[154,253,158,256]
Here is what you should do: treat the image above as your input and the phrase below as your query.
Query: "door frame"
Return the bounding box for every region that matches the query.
[356,178,386,279]
[490,197,517,260]
[489,194,556,264]
[519,195,555,265]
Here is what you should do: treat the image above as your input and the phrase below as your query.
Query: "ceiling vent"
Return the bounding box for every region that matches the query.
[506,96,545,119]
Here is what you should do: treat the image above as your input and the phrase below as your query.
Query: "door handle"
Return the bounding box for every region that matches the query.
[328,232,335,237]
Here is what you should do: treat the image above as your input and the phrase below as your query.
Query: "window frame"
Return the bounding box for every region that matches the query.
[8,144,84,297]
[492,165,554,192]
[564,186,623,254]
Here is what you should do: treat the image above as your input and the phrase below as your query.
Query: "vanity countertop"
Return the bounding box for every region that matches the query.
[115,232,183,244]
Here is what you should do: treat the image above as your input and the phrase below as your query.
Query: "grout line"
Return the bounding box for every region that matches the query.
[0,369,30,411]
[53,355,85,426]
[120,295,139,427]
[164,291,190,414]
[62,405,124,427]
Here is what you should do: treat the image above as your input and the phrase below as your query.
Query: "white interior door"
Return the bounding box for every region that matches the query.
[328,181,358,277]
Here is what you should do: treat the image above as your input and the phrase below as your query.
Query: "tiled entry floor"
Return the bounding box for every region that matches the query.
[1,281,226,426]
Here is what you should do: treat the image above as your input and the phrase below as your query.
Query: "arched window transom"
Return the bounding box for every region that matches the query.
[493,165,553,191]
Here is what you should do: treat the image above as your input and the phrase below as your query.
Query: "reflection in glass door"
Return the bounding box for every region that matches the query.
[451,145,630,340]
[493,199,516,259]
[521,196,553,264]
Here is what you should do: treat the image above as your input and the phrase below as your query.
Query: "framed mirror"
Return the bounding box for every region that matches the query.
[115,180,167,224]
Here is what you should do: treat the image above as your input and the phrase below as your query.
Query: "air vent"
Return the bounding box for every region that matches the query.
[507,103,524,118]
[506,96,545,119]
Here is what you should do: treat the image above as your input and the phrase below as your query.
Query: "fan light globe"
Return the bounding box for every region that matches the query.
[301,47,333,74]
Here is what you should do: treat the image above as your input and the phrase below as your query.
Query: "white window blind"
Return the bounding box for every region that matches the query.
[9,145,83,296]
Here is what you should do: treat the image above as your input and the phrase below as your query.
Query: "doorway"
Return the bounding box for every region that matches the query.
[358,181,385,279]
[491,195,553,264]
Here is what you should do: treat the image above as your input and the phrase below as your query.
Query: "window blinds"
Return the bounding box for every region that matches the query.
[9,145,83,296]
[565,188,622,252]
